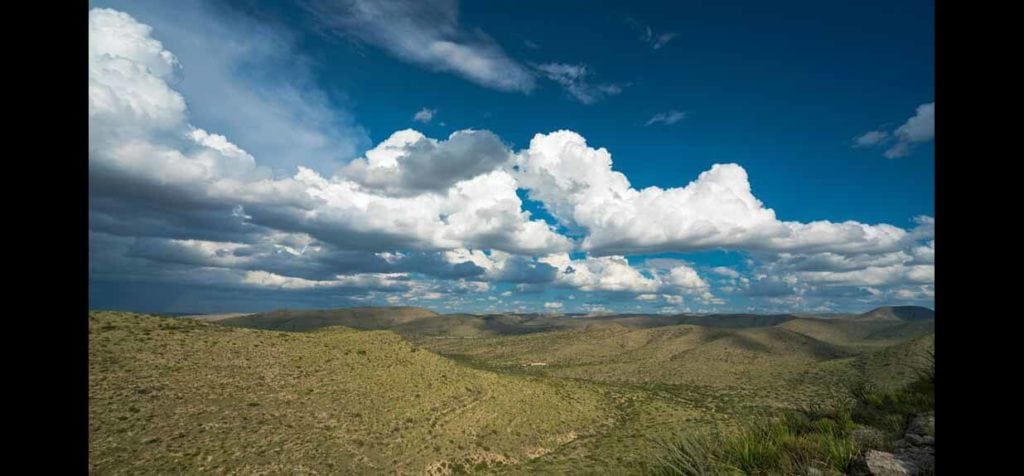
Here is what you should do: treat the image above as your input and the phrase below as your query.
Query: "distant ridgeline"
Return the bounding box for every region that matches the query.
[210,305,934,340]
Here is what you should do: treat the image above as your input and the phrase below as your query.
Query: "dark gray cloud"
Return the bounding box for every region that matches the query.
[743,277,797,297]
[492,258,558,284]
[342,129,512,195]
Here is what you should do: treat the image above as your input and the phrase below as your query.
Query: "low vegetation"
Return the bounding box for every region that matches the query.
[645,346,934,475]
[89,311,613,474]
[90,306,934,474]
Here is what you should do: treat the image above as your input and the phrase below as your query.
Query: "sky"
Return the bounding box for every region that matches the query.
[88,0,934,315]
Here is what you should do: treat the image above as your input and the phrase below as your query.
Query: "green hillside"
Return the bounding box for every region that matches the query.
[90,311,616,474]
[779,315,935,351]
[855,305,936,322]
[859,332,936,390]
[218,308,806,341]
[422,322,869,409]
[673,313,795,328]
[91,307,934,474]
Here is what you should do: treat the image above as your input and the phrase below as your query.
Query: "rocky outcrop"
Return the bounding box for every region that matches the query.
[905,413,934,437]
[850,412,934,475]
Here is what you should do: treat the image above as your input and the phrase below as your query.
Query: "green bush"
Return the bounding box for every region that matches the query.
[647,352,934,475]
[645,433,724,476]
[647,412,858,475]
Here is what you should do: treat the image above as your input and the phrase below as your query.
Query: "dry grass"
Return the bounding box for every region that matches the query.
[90,311,612,474]
[90,309,933,474]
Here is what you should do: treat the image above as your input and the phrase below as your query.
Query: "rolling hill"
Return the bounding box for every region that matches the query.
[94,305,934,473]
[216,306,932,339]
[216,307,807,340]
[422,322,861,394]
[217,306,439,332]
[855,305,936,322]
[90,311,619,474]
[779,306,934,350]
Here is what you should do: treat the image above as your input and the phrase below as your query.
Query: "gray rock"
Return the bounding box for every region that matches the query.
[849,413,935,476]
[905,413,934,437]
[904,433,925,446]
[863,450,919,475]
[897,446,935,474]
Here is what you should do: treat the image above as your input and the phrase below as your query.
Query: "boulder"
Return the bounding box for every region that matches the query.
[905,413,934,437]
[897,446,935,474]
[851,445,934,475]
[854,450,919,475]
[850,412,935,475]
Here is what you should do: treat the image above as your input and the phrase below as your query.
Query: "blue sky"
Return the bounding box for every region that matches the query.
[88,0,934,314]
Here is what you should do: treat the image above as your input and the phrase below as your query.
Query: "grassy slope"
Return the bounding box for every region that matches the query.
[217,309,802,340]
[423,317,932,411]
[779,317,935,351]
[90,311,618,474]
[424,323,853,384]
[92,309,933,474]
[859,332,936,390]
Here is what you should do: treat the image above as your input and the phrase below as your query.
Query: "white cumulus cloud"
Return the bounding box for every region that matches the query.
[88,7,933,311]
[515,130,913,256]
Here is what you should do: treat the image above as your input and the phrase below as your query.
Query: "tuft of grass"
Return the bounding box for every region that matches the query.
[647,413,859,475]
[847,350,934,437]
[647,350,934,476]
[645,433,725,476]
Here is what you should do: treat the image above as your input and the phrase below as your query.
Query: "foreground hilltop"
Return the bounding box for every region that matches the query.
[94,306,933,473]
[89,311,613,474]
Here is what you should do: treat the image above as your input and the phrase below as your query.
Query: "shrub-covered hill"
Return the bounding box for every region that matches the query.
[215,306,932,343]
[216,306,439,332]
[89,311,617,474]
[424,323,855,386]
[91,308,934,474]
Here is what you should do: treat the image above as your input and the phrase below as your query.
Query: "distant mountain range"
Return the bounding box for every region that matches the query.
[854,306,936,321]
[210,305,933,340]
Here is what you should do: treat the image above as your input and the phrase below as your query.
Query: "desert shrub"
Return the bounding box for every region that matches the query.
[644,433,724,476]
[846,354,934,437]
[723,414,857,475]
[647,402,863,475]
